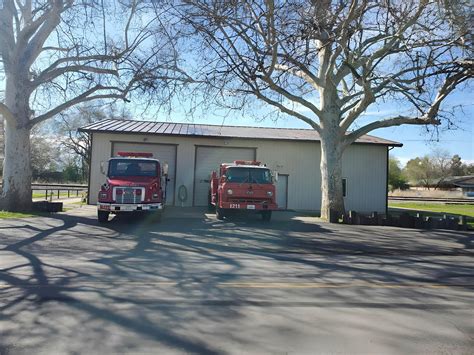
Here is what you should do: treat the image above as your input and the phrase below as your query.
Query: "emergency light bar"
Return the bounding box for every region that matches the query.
[117,152,153,158]
[234,160,261,166]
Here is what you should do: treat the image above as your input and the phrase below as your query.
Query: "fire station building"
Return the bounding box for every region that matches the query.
[80,119,402,213]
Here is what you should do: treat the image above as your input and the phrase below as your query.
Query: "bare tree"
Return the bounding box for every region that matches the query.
[431,147,452,187]
[404,149,451,188]
[180,0,473,220]
[56,103,131,181]
[0,0,191,211]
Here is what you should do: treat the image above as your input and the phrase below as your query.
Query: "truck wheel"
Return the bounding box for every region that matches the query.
[262,211,272,222]
[98,210,109,223]
[216,207,225,220]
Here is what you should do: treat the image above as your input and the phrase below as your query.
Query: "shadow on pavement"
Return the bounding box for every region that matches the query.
[0,208,473,353]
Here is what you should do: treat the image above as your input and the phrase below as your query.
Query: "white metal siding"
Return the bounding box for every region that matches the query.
[342,145,387,213]
[193,146,255,206]
[111,142,177,204]
[256,140,321,211]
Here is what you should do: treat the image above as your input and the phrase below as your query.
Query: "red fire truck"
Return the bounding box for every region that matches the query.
[97,152,168,223]
[209,160,278,221]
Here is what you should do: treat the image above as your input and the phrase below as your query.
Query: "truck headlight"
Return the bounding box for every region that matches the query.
[267,191,273,196]
[227,189,233,195]
[99,192,108,199]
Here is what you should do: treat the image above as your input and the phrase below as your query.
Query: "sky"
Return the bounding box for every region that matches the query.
[131,89,473,168]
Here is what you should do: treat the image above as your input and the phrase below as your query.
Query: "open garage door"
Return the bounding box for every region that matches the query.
[112,142,177,204]
[194,146,256,206]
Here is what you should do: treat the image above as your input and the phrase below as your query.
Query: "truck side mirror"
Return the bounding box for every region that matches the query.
[100,161,108,175]
[162,162,169,176]
[220,175,227,183]
[273,171,279,183]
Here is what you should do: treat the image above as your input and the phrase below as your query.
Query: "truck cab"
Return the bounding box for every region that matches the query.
[209,160,278,221]
[97,152,168,223]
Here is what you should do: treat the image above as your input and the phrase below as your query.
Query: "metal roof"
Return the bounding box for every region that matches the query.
[449,176,474,188]
[79,119,403,146]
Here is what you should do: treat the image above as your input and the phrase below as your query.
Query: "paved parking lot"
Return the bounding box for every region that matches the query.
[1,206,473,354]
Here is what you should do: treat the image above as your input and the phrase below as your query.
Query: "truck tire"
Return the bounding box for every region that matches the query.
[98,210,109,223]
[262,211,272,222]
[216,207,225,220]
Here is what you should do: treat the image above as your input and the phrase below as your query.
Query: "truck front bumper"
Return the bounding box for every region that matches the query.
[220,201,278,211]
[98,202,163,212]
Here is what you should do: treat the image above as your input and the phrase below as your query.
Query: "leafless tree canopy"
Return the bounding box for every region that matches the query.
[0,0,195,211]
[180,0,473,143]
[0,0,192,129]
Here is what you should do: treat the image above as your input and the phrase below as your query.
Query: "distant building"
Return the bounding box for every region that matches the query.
[452,176,474,198]
[439,176,474,197]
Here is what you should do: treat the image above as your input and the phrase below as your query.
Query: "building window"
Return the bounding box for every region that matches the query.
[342,178,347,197]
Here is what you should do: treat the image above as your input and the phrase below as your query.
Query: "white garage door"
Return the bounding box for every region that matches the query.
[112,142,177,204]
[194,146,256,206]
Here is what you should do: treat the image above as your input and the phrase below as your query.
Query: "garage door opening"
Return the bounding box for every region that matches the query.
[193,146,256,206]
[112,142,177,204]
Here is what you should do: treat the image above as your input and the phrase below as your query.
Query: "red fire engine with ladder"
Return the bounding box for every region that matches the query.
[209,160,278,221]
[97,152,169,223]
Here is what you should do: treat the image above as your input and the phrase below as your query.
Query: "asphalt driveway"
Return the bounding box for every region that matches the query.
[0,206,473,354]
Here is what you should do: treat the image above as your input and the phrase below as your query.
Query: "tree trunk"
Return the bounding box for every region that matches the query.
[320,130,345,222]
[1,121,32,211]
[1,71,33,212]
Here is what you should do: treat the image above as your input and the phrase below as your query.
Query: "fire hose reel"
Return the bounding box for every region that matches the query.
[178,185,188,205]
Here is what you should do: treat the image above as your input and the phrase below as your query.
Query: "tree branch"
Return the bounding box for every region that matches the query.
[273,64,322,90]
[22,1,67,69]
[33,65,119,86]
[345,115,440,145]
[253,88,321,132]
[259,74,322,117]
[28,85,128,127]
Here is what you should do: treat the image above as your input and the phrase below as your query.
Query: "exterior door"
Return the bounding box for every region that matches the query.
[276,174,288,210]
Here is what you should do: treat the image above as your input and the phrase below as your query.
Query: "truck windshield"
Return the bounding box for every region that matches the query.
[108,159,158,177]
[226,168,272,184]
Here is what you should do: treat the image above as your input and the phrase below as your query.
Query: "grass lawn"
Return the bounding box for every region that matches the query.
[388,202,474,217]
[0,211,48,219]
[389,202,474,229]
[32,192,71,199]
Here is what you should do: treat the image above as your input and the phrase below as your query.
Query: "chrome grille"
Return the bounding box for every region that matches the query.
[114,187,145,204]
